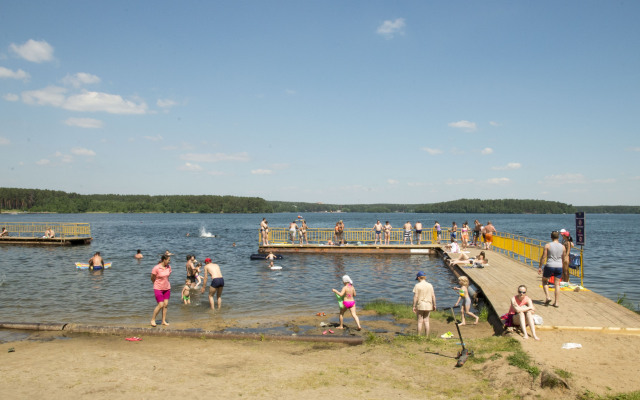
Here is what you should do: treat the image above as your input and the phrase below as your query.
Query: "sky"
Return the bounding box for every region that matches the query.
[1,1,639,206]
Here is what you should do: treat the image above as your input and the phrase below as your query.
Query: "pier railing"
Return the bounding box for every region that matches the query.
[262,227,438,245]
[491,232,584,286]
[0,222,92,239]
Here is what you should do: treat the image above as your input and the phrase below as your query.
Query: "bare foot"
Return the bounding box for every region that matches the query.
[534,336,541,341]
[523,336,529,339]
[459,322,466,326]
[356,327,362,331]
[474,317,479,325]
[150,321,157,327]
[337,326,344,329]
[162,322,170,326]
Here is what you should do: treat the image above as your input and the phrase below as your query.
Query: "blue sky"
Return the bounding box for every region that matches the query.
[1,1,639,205]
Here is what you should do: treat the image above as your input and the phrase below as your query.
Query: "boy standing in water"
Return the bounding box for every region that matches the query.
[266,252,277,268]
[181,279,191,304]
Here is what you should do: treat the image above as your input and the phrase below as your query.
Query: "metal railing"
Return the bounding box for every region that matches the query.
[0,222,92,239]
[261,227,438,245]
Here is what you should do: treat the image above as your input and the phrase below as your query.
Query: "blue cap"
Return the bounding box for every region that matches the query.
[415,271,426,280]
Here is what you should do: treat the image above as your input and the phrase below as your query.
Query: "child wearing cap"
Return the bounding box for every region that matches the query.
[413,271,436,336]
[331,275,362,331]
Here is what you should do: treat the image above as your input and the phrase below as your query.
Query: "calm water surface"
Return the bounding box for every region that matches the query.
[0,213,638,325]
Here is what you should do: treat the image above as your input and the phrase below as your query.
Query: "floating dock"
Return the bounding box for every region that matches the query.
[0,222,92,246]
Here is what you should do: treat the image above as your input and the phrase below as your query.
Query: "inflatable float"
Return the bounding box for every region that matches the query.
[75,262,112,270]
[250,254,283,260]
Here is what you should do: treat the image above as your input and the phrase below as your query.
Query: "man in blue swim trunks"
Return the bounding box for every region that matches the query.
[201,257,224,310]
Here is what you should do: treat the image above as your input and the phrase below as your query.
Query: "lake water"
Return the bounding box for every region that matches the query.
[0,212,638,326]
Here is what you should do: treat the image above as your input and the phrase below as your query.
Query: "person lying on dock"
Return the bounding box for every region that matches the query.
[448,251,488,267]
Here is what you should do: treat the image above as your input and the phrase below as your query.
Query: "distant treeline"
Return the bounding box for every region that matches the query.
[0,188,637,214]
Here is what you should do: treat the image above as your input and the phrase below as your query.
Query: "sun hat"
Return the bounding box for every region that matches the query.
[342,275,353,284]
[559,229,570,237]
[415,271,426,280]
[204,257,212,263]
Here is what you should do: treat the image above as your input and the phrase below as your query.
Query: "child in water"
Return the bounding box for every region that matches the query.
[182,279,191,304]
[194,262,203,288]
[266,252,276,268]
[453,276,479,325]
[331,275,362,331]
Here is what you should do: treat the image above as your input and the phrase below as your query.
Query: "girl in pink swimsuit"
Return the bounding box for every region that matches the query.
[332,275,362,331]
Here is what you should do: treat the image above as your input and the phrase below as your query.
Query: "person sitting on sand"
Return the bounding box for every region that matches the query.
[134,249,143,259]
[412,271,436,336]
[332,275,362,331]
[182,279,191,305]
[453,276,479,325]
[508,285,540,340]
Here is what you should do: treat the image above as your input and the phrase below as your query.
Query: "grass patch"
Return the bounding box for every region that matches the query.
[555,368,572,380]
[362,299,451,321]
[616,294,640,313]
[507,349,540,378]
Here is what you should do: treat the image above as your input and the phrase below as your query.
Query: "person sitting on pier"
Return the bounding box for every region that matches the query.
[0,227,8,237]
[44,228,55,238]
[508,285,540,340]
[444,237,460,254]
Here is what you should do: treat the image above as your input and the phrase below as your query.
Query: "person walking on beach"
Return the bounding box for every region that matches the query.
[403,221,413,245]
[415,221,423,245]
[383,221,392,245]
[412,271,436,336]
[372,220,383,245]
[150,254,172,327]
[538,231,566,308]
[201,257,224,311]
[332,275,362,331]
[508,285,540,340]
[560,229,574,283]
[453,276,479,325]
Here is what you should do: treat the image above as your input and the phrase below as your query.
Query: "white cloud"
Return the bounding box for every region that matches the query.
[71,147,96,156]
[487,177,510,184]
[207,170,225,176]
[285,89,297,95]
[180,152,250,162]
[64,117,103,129]
[481,147,493,155]
[592,178,616,184]
[179,162,203,172]
[10,39,54,63]
[628,147,640,152]
[36,159,50,165]
[144,135,164,142]
[387,179,399,185]
[21,86,148,114]
[157,98,177,108]
[422,147,443,155]
[448,120,477,132]
[492,162,521,171]
[489,121,500,126]
[0,137,10,146]
[3,93,19,101]
[62,72,101,88]
[64,90,148,114]
[377,18,406,38]
[54,152,73,163]
[0,66,30,81]
[22,86,67,107]
[540,173,586,185]
[251,169,273,175]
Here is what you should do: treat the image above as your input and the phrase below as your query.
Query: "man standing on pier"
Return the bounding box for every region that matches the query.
[415,221,423,245]
[403,221,413,245]
[484,221,496,250]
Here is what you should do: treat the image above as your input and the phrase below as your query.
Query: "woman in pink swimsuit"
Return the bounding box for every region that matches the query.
[332,275,362,331]
[150,254,172,327]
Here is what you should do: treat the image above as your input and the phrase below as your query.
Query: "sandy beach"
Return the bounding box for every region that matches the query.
[2,311,639,399]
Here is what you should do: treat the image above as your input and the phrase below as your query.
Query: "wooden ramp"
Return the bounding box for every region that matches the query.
[447,249,640,334]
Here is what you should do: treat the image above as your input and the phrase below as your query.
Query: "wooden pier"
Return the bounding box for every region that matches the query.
[444,248,640,334]
[0,222,92,246]
[259,243,439,255]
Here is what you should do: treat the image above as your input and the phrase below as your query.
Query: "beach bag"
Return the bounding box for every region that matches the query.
[533,314,543,325]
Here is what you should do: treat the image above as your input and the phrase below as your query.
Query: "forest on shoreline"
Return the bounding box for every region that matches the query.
[1,187,638,214]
